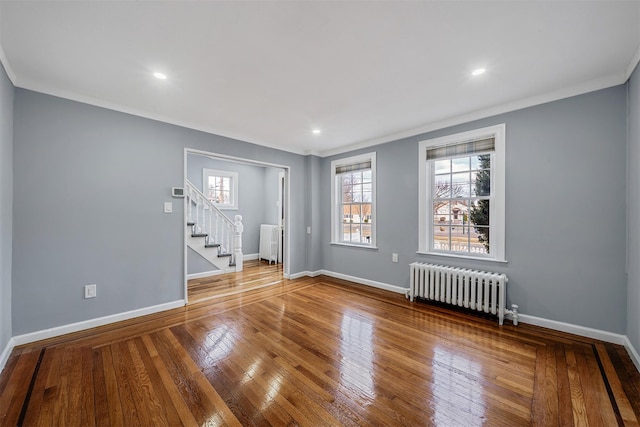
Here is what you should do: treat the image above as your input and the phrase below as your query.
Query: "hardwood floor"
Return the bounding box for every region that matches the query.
[188,259,283,304]
[1,272,639,426]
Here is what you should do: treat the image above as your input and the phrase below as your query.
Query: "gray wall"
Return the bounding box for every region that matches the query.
[187,247,217,275]
[628,63,640,352]
[262,167,281,226]
[0,63,13,352]
[6,76,637,342]
[306,155,323,272]
[187,154,280,255]
[321,85,628,334]
[12,89,307,335]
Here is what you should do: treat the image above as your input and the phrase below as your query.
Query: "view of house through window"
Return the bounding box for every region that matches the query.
[433,154,491,255]
[203,168,238,209]
[418,124,505,261]
[341,169,373,244]
[207,175,231,205]
[331,152,376,247]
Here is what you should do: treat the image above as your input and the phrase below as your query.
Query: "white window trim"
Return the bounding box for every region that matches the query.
[331,152,377,248]
[418,124,506,262]
[202,168,239,210]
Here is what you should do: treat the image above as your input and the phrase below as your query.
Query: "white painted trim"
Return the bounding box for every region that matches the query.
[186,148,290,170]
[287,270,322,280]
[202,168,239,210]
[317,72,625,158]
[0,337,15,374]
[625,46,640,81]
[185,148,292,281]
[623,336,640,373]
[0,44,16,85]
[317,270,406,294]
[330,152,377,247]
[243,253,259,261]
[187,270,223,280]
[509,313,627,345]
[11,300,185,347]
[14,78,309,155]
[418,123,506,262]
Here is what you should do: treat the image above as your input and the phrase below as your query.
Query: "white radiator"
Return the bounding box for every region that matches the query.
[259,224,279,264]
[409,262,518,326]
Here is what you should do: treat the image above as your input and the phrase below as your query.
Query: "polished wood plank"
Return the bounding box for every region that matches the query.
[1,271,639,426]
[188,259,283,304]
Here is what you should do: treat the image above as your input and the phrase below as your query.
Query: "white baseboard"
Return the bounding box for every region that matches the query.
[510,313,627,345]
[11,299,186,347]
[0,337,15,374]
[623,336,640,373]
[286,270,321,280]
[187,270,223,280]
[317,270,407,294]
[243,253,259,261]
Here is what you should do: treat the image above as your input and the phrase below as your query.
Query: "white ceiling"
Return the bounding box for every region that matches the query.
[1,1,638,156]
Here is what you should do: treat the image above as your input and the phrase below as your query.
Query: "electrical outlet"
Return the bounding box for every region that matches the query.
[392,253,398,263]
[84,284,97,299]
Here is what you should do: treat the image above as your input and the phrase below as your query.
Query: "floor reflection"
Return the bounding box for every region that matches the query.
[340,310,376,398]
[204,324,234,362]
[431,347,485,426]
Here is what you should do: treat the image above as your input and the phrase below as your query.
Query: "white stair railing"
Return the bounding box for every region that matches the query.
[185,180,243,271]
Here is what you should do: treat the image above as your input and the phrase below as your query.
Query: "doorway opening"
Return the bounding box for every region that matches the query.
[183,148,290,304]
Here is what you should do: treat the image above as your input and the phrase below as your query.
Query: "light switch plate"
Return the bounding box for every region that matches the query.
[164,202,173,213]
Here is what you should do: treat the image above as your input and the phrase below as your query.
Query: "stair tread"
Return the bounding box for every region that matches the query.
[186,222,195,226]
[191,233,208,237]
[204,243,220,248]
[228,262,236,267]
[218,253,232,257]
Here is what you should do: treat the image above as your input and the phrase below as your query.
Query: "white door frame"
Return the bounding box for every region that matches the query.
[183,148,291,303]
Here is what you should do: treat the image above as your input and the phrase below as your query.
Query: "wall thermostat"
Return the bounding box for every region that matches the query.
[172,187,185,198]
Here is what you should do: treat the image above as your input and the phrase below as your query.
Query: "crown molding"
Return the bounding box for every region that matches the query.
[317,71,627,158]
[625,46,640,81]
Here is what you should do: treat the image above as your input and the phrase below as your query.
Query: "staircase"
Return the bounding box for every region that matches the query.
[186,180,243,274]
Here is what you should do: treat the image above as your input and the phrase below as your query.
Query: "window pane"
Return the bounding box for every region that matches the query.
[469,199,490,226]
[351,224,360,242]
[220,191,230,204]
[451,157,470,172]
[433,226,450,251]
[342,223,351,241]
[434,175,451,198]
[470,226,490,254]
[342,205,351,222]
[452,172,469,184]
[360,224,372,244]
[472,169,491,196]
[433,201,450,225]
[361,204,372,223]
[362,170,372,183]
[353,184,362,202]
[434,159,450,175]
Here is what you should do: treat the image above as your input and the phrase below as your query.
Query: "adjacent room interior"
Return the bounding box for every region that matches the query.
[0,1,639,425]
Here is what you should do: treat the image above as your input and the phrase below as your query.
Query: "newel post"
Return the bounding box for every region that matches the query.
[234,215,243,272]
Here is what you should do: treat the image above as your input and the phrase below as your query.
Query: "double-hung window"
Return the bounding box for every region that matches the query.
[203,169,238,210]
[418,124,506,261]
[331,152,377,247]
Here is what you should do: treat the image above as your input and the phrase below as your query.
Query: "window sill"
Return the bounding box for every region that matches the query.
[331,242,379,251]
[416,251,507,263]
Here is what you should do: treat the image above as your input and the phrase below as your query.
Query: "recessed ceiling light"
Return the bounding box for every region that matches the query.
[153,72,167,80]
[312,129,321,135]
[472,68,486,76]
